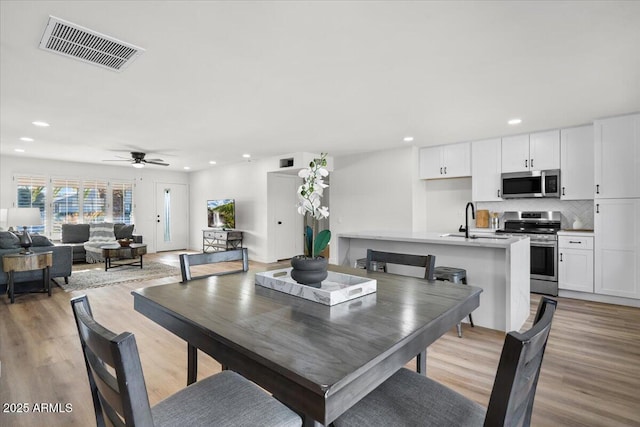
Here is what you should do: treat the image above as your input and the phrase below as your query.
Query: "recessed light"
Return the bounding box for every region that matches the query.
[508,118,522,125]
[403,136,414,142]
[184,166,191,170]
[209,161,217,165]
[242,154,251,158]
[14,148,25,153]
[32,121,50,127]
[20,137,34,142]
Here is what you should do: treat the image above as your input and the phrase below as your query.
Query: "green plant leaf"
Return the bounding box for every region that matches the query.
[313,229,331,257]
[305,225,313,256]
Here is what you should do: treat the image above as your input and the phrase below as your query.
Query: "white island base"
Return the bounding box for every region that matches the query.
[337,231,531,332]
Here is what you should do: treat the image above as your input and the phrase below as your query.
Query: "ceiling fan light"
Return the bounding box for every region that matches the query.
[132,163,145,168]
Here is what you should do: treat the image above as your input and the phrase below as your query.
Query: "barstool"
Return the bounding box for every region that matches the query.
[355,258,387,272]
[433,266,475,338]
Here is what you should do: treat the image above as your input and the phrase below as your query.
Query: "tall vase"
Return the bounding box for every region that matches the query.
[290,255,328,288]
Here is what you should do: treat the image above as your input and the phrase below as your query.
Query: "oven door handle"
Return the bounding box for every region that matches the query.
[530,240,557,247]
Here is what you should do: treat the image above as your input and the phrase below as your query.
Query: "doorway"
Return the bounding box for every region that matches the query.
[269,174,303,261]
[155,183,188,251]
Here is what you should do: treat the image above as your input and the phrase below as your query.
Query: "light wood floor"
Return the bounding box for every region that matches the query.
[1,251,639,426]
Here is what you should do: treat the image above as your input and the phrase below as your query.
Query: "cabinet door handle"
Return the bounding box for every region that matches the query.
[440,167,443,174]
[497,189,501,197]
[444,166,447,174]
[531,159,534,168]
[596,204,600,213]
[562,187,565,196]
[525,159,528,168]
[596,184,600,194]
[569,240,582,244]
[560,253,563,262]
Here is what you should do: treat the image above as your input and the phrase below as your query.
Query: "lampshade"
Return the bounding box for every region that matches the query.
[6,207,43,227]
[0,208,7,229]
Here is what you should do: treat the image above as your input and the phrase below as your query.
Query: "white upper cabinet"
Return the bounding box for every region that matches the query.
[471,138,502,201]
[501,134,530,173]
[561,125,594,200]
[419,142,471,179]
[501,131,560,173]
[594,113,640,199]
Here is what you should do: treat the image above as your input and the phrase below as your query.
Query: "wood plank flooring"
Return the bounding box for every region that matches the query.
[1,251,639,426]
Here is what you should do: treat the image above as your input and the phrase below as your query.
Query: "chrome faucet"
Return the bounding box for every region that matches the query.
[465,202,475,239]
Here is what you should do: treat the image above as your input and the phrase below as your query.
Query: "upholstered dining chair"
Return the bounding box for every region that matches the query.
[179,248,248,282]
[333,296,557,427]
[70,295,301,427]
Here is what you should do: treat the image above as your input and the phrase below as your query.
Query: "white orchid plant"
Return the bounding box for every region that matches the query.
[297,153,331,258]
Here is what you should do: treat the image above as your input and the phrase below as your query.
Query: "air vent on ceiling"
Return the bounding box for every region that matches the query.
[38,16,144,72]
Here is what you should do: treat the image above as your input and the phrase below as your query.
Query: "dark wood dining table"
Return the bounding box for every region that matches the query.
[132,264,482,426]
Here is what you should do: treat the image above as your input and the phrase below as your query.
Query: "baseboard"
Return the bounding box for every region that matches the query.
[558,290,640,308]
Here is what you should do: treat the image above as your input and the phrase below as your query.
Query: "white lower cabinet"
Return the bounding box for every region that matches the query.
[558,234,594,293]
[594,199,640,299]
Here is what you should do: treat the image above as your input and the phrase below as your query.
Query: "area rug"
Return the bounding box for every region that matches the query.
[58,261,181,291]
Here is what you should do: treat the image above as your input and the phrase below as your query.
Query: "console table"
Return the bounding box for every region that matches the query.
[203,230,243,253]
[2,251,53,303]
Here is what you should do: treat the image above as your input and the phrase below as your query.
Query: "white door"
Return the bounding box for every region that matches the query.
[561,125,594,200]
[155,183,188,252]
[270,174,303,260]
[529,129,560,171]
[418,146,443,179]
[471,138,502,201]
[442,142,471,178]
[501,134,530,173]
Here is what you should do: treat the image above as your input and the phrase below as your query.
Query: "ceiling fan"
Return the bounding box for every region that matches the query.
[103,152,169,168]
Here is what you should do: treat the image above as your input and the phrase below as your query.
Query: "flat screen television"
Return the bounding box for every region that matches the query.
[207,199,235,229]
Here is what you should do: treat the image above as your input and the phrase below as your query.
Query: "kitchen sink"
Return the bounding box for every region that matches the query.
[439,233,510,240]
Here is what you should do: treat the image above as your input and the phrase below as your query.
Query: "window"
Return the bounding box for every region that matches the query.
[15,175,46,233]
[112,182,133,224]
[51,178,80,238]
[82,179,108,223]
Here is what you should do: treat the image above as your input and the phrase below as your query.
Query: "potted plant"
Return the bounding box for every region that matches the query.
[290,153,331,286]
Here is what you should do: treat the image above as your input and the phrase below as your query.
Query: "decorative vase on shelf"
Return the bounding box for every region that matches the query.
[290,255,328,288]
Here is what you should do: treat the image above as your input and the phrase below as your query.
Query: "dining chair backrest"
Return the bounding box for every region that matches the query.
[484,296,558,427]
[366,249,436,281]
[179,248,249,282]
[70,295,154,427]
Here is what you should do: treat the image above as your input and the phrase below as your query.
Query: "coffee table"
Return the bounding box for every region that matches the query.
[101,243,147,271]
[2,251,53,303]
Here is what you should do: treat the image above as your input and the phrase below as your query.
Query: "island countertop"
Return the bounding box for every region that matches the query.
[337,230,526,248]
[336,230,531,332]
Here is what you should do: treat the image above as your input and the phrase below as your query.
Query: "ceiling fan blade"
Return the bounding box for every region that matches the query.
[145,160,170,166]
[145,158,165,162]
[102,159,131,162]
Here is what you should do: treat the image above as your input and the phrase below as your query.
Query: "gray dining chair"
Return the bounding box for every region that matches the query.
[70,295,301,427]
[333,296,557,427]
[179,248,249,282]
[179,248,249,383]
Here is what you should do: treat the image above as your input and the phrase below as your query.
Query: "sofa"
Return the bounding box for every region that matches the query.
[0,231,73,294]
[59,223,141,263]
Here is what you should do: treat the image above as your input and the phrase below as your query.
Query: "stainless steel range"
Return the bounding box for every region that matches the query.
[496,211,561,296]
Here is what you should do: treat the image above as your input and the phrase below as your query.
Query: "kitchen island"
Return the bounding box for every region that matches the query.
[336,231,530,332]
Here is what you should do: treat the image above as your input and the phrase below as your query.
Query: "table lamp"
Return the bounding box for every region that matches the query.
[6,207,43,254]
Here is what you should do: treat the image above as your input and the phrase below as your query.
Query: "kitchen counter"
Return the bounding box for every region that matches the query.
[336,230,530,332]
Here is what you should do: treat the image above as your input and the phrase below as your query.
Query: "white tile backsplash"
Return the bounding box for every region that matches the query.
[477,199,594,230]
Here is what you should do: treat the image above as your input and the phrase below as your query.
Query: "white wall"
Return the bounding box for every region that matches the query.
[188,159,271,262]
[330,146,415,263]
[0,154,189,253]
[424,177,473,232]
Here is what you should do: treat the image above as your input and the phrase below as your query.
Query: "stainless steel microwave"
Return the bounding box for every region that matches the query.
[501,169,561,199]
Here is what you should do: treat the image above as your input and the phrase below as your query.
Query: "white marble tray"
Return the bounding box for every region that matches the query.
[255,268,376,306]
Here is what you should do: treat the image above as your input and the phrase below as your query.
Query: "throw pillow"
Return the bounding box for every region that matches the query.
[31,234,54,247]
[114,223,135,240]
[0,231,20,249]
[88,222,115,242]
[61,224,90,243]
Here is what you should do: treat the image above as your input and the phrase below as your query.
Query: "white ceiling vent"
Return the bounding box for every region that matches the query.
[38,16,144,72]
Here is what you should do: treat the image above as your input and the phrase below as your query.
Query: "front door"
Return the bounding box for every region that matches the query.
[155,183,188,252]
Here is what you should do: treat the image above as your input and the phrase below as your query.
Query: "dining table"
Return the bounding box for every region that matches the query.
[132,264,482,426]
